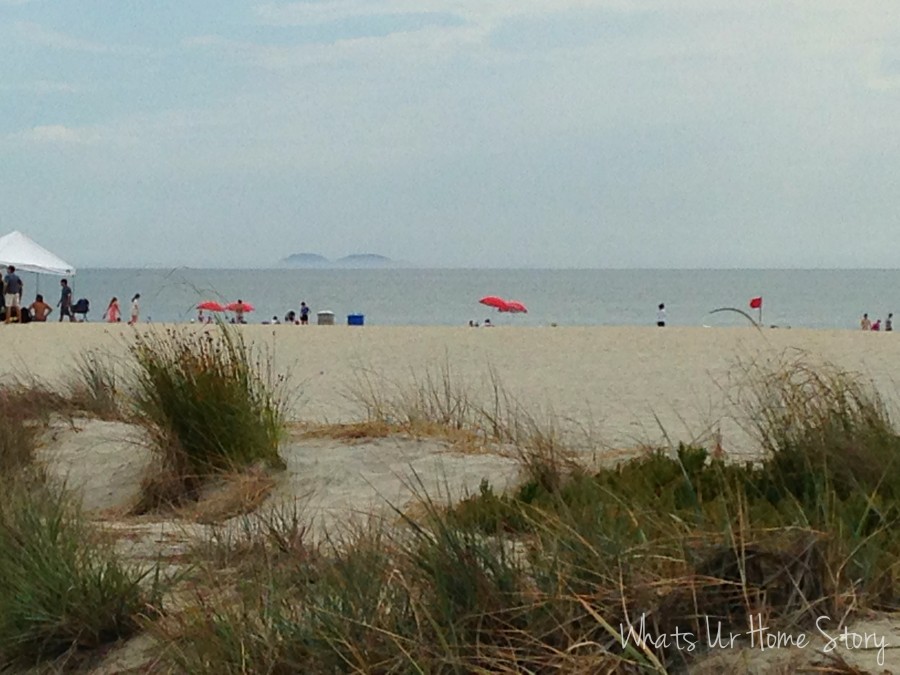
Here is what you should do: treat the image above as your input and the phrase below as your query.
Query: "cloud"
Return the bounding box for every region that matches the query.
[14,20,111,53]
[29,80,84,94]
[32,80,82,94]
[12,20,155,56]
[253,0,634,27]
[185,20,488,70]
[0,80,84,95]
[10,125,101,145]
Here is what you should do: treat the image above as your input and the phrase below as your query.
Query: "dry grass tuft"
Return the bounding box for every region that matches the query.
[295,419,494,454]
[177,467,278,524]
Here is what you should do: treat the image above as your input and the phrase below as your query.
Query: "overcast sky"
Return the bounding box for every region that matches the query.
[2,2,899,268]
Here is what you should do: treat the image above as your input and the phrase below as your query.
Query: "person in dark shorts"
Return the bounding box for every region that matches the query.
[300,301,310,325]
[58,279,74,322]
[657,303,666,327]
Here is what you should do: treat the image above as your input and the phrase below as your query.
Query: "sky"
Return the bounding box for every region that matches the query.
[2,1,900,269]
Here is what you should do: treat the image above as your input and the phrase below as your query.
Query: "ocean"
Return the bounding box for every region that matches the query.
[26,268,898,329]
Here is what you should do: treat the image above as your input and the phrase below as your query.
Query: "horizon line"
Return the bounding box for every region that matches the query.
[69,265,900,272]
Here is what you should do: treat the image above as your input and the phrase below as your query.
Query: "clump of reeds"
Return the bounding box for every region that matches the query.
[347,361,577,481]
[129,325,288,511]
[0,476,161,669]
[738,353,900,503]
[347,360,477,432]
[66,349,123,420]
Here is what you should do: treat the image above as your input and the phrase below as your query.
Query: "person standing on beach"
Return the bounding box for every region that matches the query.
[103,297,121,323]
[657,303,666,327]
[886,313,893,332]
[58,279,74,322]
[300,301,310,325]
[3,266,22,324]
[861,313,872,331]
[128,294,140,325]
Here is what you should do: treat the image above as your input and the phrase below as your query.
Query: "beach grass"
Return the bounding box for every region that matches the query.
[66,349,123,420]
[129,324,288,510]
[0,475,162,670]
[155,355,900,673]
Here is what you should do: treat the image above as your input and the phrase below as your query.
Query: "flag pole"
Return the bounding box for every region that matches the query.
[758,302,762,326]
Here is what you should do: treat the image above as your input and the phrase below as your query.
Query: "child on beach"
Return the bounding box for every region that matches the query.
[128,294,140,325]
[103,297,121,323]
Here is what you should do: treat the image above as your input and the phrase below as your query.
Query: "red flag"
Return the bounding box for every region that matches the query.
[749,297,762,309]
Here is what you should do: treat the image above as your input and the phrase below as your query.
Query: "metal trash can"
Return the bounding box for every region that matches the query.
[347,314,365,326]
[317,311,335,326]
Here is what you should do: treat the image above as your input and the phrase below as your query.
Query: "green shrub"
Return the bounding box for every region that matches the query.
[0,477,161,669]
[130,325,287,509]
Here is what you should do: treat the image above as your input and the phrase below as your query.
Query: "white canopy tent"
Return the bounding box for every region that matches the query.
[0,231,75,276]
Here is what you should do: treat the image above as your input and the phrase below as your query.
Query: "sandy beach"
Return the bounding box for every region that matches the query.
[5,323,900,673]
[6,323,900,456]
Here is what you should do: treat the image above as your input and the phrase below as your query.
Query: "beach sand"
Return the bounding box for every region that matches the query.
[9,323,900,456]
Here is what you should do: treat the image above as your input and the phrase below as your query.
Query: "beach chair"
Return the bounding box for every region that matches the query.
[72,298,90,321]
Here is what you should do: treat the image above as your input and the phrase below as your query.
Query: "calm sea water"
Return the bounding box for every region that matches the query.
[26,268,899,329]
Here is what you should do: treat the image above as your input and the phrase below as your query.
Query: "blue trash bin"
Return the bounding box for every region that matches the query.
[347,314,365,326]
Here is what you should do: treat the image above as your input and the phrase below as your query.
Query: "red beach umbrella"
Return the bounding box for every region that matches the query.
[479,296,510,312]
[505,301,528,314]
[226,301,255,313]
[197,300,225,312]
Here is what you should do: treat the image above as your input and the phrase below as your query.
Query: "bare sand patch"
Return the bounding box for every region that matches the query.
[266,436,520,536]
[39,418,151,513]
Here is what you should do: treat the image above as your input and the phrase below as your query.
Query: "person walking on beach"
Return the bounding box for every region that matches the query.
[657,303,666,327]
[861,313,872,331]
[300,301,310,325]
[3,266,22,324]
[103,297,121,323]
[58,279,74,322]
[886,313,893,332]
[128,294,140,325]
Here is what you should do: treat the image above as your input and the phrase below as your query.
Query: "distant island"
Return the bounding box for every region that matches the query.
[281,253,405,268]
